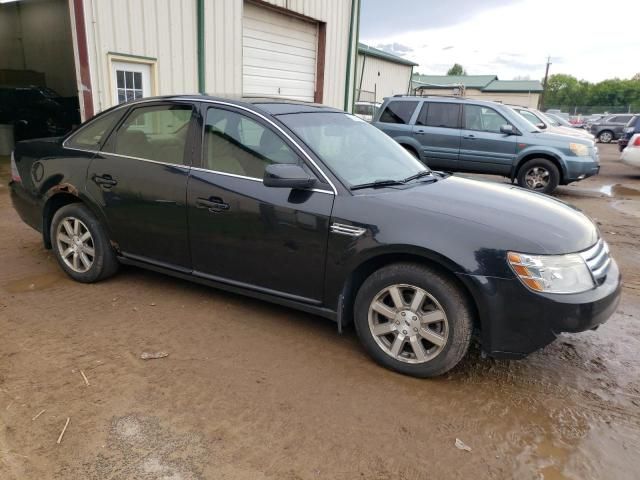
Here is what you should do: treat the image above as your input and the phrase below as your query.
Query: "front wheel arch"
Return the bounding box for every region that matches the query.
[338,251,480,333]
[513,153,565,185]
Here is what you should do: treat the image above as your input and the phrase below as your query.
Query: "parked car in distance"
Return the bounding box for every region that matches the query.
[0,86,80,141]
[354,101,381,122]
[373,96,600,194]
[583,114,606,132]
[513,107,595,141]
[545,109,570,120]
[618,114,640,152]
[621,133,640,168]
[9,95,621,378]
[546,112,585,130]
[589,113,635,143]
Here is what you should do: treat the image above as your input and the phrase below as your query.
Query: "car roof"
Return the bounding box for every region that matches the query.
[107,94,343,116]
[384,95,507,108]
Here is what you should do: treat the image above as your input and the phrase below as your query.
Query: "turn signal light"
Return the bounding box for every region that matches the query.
[10,151,21,183]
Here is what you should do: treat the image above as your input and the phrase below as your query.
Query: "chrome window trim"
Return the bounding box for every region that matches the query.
[190,166,333,195]
[62,97,339,195]
[99,150,190,169]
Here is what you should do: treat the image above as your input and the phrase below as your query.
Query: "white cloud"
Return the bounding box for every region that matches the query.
[361,0,639,82]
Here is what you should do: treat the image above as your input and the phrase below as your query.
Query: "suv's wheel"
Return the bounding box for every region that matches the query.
[51,203,119,283]
[354,263,473,378]
[598,130,613,143]
[517,158,560,194]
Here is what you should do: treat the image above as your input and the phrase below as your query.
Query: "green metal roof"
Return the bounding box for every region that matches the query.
[357,43,418,67]
[482,80,543,92]
[412,75,497,89]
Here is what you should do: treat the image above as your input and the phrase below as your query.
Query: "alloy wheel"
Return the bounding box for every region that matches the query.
[56,217,95,273]
[524,166,550,190]
[599,131,613,143]
[367,284,449,364]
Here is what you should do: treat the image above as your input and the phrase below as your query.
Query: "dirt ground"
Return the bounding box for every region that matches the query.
[1,143,639,480]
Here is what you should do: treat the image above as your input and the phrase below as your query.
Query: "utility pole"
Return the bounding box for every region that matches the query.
[539,56,552,110]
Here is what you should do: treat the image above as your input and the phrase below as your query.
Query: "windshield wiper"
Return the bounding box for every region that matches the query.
[350,179,406,190]
[402,170,435,183]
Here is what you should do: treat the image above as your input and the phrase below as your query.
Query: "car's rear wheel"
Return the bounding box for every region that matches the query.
[517,158,560,194]
[598,130,613,143]
[354,263,473,378]
[51,203,119,283]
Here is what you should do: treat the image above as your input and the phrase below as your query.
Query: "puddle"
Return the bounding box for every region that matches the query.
[598,184,640,198]
[612,200,640,218]
[3,272,65,293]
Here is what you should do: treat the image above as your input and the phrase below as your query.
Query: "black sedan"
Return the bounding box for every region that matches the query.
[9,96,621,377]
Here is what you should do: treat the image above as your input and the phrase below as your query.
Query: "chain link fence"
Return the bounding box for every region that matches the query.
[545,105,639,116]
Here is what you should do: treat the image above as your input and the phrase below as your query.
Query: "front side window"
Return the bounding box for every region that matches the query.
[279,112,427,187]
[379,101,418,124]
[518,110,542,127]
[66,109,123,150]
[425,103,461,129]
[104,104,193,165]
[464,105,509,133]
[203,108,300,178]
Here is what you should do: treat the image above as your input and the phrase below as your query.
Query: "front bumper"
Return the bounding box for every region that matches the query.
[563,155,600,183]
[458,259,621,358]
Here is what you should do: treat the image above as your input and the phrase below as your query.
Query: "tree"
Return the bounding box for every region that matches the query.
[447,64,466,76]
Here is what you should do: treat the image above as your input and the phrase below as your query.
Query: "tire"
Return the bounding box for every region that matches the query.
[516,158,560,194]
[353,263,473,378]
[51,203,119,283]
[598,130,613,143]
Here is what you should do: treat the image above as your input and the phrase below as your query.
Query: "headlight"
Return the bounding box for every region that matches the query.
[507,252,595,294]
[569,143,589,156]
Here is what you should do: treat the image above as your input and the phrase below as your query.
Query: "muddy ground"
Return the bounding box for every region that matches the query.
[1,144,639,480]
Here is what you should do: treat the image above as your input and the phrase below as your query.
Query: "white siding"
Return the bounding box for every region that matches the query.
[83,0,357,114]
[84,0,199,114]
[356,54,412,103]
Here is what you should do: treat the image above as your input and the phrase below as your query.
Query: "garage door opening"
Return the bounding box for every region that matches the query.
[0,0,80,146]
[242,1,321,103]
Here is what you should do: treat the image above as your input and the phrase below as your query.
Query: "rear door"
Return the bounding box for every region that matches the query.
[458,104,517,174]
[412,102,461,169]
[87,101,196,269]
[187,104,334,303]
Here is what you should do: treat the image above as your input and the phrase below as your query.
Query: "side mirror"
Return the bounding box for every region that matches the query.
[500,124,516,135]
[263,164,316,189]
[536,123,546,129]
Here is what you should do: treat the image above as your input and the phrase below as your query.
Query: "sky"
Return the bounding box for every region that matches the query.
[359,0,639,82]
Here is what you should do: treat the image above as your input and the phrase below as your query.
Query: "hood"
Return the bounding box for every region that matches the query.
[370,176,598,254]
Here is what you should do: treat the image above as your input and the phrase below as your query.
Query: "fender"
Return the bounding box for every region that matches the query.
[392,135,423,158]
[511,146,567,180]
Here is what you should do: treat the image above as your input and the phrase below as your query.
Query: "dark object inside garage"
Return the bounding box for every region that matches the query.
[0,0,80,148]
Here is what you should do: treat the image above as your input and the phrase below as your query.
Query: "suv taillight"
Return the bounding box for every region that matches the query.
[10,151,21,183]
[634,136,640,147]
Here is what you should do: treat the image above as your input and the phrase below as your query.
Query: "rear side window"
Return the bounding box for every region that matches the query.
[104,104,193,165]
[425,103,461,129]
[379,101,418,124]
[65,110,123,150]
[630,116,640,129]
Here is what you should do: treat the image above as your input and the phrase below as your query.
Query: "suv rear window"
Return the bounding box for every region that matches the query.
[379,101,418,124]
[424,103,460,129]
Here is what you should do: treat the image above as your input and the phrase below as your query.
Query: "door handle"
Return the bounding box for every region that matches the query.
[462,134,476,140]
[196,197,230,213]
[92,174,118,188]
[415,129,426,135]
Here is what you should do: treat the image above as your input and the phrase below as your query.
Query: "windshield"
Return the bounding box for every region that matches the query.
[279,112,428,187]
[545,112,569,127]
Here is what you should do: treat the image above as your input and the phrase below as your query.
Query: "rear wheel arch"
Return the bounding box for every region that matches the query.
[338,251,480,332]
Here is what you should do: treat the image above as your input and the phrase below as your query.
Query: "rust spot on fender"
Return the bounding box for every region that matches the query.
[49,183,79,196]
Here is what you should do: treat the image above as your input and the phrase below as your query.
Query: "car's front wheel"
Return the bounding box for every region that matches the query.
[517,158,560,194]
[354,263,473,378]
[51,203,119,283]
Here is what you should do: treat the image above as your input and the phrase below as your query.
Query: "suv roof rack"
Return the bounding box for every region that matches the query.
[392,94,468,100]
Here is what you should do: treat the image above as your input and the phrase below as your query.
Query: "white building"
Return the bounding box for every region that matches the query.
[0,0,361,121]
[355,43,417,104]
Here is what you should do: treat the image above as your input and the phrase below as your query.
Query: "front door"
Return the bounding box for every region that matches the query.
[412,102,461,170]
[87,102,196,269]
[188,105,334,303]
[459,104,517,174]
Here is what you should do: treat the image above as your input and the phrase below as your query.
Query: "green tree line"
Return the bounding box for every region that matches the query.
[544,73,640,111]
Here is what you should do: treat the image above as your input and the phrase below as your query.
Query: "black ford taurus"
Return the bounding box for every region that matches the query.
[9,96,621,377]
